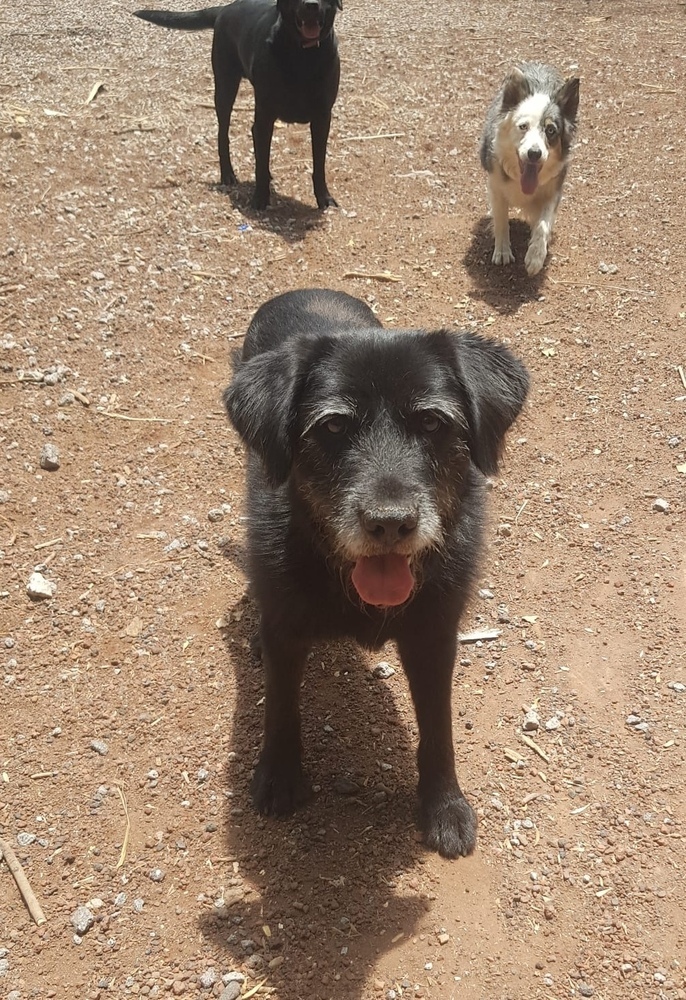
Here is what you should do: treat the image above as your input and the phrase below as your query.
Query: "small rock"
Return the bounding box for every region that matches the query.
[199,968,217,989]
[545,716,561,731]
[133,898,145,913]
[667,681,685,693]
[598,262,618,275]
[497,604,510,623]
[39,443,61,471]
[522,710,540,732]
[71,905,95,935]
[578,985,594,997]
[222,972,246,985]
[373,661,395,679]
[334,777,359,796]
[197,767,210,782]
[149,868,165,882]
[478,588,494,600]
[114,892,127,908]
[0,490,9,504]
[90,739,109,755]
[171,981,185,996]
[625,715,641,727]
[498,523,512,537]
[17,832,36,847]
[219,985,242,1000]
[437,932,450,945]
[27,572,56,600]
[652,498,670,513]
[207,508,224,522]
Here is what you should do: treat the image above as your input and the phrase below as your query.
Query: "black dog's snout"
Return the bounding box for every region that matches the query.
[361,509,419,543]
[527,148,542,162]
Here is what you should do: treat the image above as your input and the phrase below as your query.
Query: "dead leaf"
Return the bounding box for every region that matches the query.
[85,81,105,105]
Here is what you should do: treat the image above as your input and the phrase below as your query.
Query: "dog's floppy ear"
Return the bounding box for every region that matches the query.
[556,76,580,123]
[336,0,343,9]
[452,333,529,476]
[224,345,300,487]
[501,67,529,112]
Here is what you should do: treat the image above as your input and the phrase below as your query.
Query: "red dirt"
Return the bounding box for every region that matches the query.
[1,1,685,999]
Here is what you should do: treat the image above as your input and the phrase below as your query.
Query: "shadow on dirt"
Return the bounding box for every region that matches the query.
[463,215,546,315]
[212,180,332,245]
[200,596,431,998]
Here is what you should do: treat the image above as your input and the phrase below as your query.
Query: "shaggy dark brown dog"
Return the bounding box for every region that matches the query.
[225,289,529,857]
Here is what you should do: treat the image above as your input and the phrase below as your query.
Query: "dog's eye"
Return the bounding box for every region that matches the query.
[417,411,442,434]
[545,124,558,140]
[518,122,528,132]
[321,415,348,435]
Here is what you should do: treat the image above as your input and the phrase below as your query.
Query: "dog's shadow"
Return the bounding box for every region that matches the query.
[213,180,332,245]
[199,596,431,998]
[463,215,546,315]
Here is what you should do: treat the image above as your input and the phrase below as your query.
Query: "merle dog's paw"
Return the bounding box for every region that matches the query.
[525,239,548,275]
[421,790,478,859]
[250,757,312,816]
[492,244,515,266]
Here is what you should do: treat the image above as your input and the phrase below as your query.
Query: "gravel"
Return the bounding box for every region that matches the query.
[39,442,61,470]
[26,572,56,600]
[70,905,95,936]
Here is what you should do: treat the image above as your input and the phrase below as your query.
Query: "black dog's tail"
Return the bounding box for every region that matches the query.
[133,6,223,30]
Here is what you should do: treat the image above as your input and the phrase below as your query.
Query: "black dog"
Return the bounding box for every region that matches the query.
[225,289,529,858]
[134,0,341,209]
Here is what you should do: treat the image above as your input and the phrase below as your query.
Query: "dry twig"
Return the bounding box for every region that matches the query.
[0,835,47,925]
[343,270,401,283]
[115,786,131,869]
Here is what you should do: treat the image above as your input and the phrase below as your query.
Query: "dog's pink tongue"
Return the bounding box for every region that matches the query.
[520,162,539,195]
[300,22,321,41]
[351,555,414,607]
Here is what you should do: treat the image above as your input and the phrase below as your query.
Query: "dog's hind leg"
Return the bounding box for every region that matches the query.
[311,112,337,209]
[250,629,313,815]
[212,40,241,186]
[397,629,478,858]
[488,177,514,266]
[524,194,560,275]
[251,107,275,210]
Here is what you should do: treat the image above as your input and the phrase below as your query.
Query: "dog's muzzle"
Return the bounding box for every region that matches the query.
[298,1,323,46]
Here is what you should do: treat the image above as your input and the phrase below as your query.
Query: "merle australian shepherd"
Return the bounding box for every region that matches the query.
[480,62,580,275]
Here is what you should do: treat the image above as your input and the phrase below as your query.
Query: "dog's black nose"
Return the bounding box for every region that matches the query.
[527,148,542,162]
[361,510,419,543]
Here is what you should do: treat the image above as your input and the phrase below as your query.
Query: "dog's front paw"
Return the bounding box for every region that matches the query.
[525,240,548,275]
[492,245,515,266]
[317,193,338,210]
[250,755,312,816]
[251,189,271,211]
[421,790,478,859]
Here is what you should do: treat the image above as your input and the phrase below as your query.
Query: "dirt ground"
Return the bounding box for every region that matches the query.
[1,0,685,998]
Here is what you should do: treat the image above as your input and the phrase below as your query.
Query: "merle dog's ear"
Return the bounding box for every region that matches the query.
[556,76,580,123]
[224,346,299,487]
[452,333,529,476]
[501,67,529,112]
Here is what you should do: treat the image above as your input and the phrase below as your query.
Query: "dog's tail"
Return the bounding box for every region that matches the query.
[133,7,223,31]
